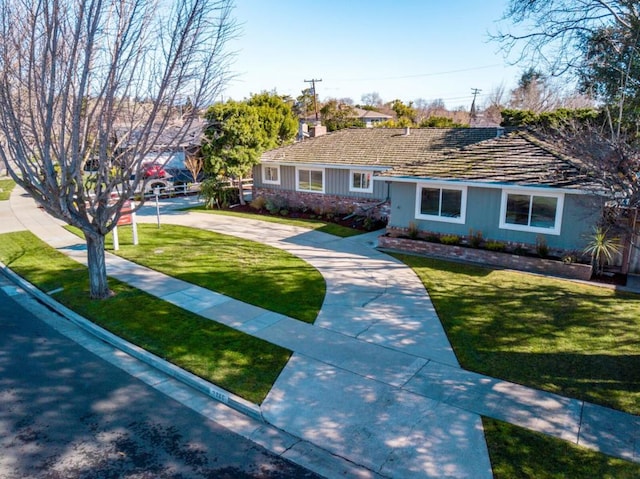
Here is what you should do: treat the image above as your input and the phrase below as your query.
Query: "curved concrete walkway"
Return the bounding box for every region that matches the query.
[3,190,640,478]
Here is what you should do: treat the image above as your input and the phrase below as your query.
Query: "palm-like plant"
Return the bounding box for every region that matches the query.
[583,227,622,276]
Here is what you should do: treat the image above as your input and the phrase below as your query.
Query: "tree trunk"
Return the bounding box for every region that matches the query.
[85,233,112,299]
[238,175,246,206]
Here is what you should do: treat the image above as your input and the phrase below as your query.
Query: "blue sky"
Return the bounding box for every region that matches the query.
[221,0,524,109]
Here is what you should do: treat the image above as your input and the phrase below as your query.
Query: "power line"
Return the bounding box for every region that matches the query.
[326,64,504,83]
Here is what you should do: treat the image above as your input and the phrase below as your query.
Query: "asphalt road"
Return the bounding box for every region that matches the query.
[0,276,323,479]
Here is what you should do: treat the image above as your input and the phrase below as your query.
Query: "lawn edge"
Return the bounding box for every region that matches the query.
[0,260,264,421]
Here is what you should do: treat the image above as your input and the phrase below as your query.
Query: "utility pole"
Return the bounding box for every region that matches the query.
[304,78,322,122]
[470,87,482,121]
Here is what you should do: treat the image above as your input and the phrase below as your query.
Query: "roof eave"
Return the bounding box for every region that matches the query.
[378,175,599,195]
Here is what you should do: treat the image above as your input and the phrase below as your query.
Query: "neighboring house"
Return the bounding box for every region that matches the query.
[300,107,394,129]
[254,127,607,256]
[352,107,394,127]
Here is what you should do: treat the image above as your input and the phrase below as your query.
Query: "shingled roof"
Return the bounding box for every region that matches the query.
[260,127,505,168]
[380,130,599,190]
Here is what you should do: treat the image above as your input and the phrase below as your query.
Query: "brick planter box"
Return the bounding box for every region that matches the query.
[378,235,593,281]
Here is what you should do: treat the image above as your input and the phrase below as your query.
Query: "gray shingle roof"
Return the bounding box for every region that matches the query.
[380,131,598,190]
[260,127,505,168]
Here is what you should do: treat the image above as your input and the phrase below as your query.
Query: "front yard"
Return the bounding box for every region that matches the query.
[393,253,640,415]
[1,219,640,478]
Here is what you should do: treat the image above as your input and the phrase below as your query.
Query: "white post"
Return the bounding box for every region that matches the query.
[154,188,161,228]
[113,226,119,251]
[132,213,139,245]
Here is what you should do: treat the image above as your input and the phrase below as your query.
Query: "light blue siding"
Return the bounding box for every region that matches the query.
[388,182,601,250]
[254,164,387,200]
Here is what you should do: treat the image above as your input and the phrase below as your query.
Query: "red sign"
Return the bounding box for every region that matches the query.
[117,200,133,226]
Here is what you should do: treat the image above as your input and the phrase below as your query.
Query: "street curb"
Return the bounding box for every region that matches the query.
[0,262,264,422]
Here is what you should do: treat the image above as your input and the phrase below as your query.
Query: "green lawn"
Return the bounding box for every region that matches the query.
[0,230,290,404]
[188,205,365,237]
[4,221,640,476]
[97,223,325,324]
[485,418,640,478]
[392,253,640,476]
[0,178,16,201]
[392,253,640,415]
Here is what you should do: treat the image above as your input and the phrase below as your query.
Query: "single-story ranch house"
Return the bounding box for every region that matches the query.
[253,127,623,273]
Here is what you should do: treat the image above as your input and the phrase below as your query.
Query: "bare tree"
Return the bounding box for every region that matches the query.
[508,69,562,112]
[360,91,383,108]
[494,1,640,260]
[482,84,507,124]
[0,0,237,298]
[494,1,639,75]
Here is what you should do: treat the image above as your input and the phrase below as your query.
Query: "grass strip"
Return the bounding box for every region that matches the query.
[0,178,16,201]
[188,205,365,238]
[484,418,640,478]
[0,231,290,404]
[393,253,640,415]
[92,223,325,324]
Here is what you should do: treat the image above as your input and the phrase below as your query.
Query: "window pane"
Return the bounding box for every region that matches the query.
[266,167,278,182]
[420,188,440,215]
[298,170,310,190]
[353,172,363,189]
[530,196,557,228]
[310,170,323,191]
[353,172,371,190]
[505,194,530,225]
[441,189,462,218]
[361,172,370,189]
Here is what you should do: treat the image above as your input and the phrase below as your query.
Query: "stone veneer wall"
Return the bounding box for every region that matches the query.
[253,187,389,219]
[378,235,593,281]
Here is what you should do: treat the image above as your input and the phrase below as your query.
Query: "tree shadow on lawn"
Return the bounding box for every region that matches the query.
[397,254,640,414]
[438,281,640,413]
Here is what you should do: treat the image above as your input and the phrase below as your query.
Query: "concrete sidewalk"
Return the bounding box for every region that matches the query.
[3,190,640,477]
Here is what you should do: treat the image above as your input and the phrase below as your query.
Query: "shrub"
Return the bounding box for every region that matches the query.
[265,195,288,214]
[440,234,461,245]
[425,233,440,243]
[469,229,483,248]
[583,227,621,275]
[407,221,419,239]
[513,246,527,256]
[250,196,267,210]
[485,240,506,252]
[199,177,237,209]
[536,235,549,258]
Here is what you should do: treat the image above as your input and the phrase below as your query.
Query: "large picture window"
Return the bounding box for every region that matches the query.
[415,184,466,224]
[296,168,324,193]
[350,170,373,193]
[262,165,280,185]
[500,190,563,235]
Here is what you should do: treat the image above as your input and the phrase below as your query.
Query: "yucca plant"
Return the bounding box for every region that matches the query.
[583,227,622,276]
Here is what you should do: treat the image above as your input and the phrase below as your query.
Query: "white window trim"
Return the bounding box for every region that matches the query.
[262,164,281,185]
[499,189,564,235]
[349,169,374,193]
[414,183,467,224]
[295,167,325,193]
